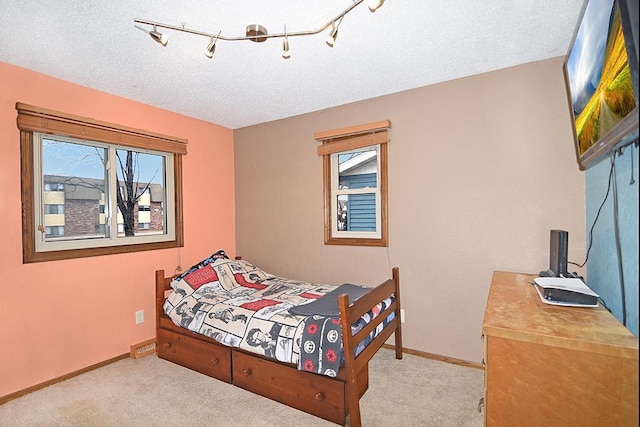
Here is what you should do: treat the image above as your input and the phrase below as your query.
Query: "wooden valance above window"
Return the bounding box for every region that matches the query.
[315,120,391,156]
[15,102,188,155]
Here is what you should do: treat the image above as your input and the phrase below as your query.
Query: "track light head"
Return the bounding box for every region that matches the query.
[135,24,168,47]
[282,25,290,59]
[205,40,216,59]
[368,0,384,12]
[205,31,221,59]
[150,25,168,46]
[325,23,338,47]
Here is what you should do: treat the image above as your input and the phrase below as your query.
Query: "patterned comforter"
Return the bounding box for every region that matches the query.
[163,251,395,377]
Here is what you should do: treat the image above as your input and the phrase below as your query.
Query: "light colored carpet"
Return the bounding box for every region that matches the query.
[0,348,485,426]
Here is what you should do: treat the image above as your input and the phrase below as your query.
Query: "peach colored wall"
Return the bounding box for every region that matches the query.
[234,57,586,363]
[0,62,235,398]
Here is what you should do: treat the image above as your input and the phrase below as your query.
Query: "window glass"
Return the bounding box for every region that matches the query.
[34,134,175,254]
[332,146,380,237]
[114,149,165,237]
[338,149,378,189]
[336,194,377,232]
[42,139,108,241]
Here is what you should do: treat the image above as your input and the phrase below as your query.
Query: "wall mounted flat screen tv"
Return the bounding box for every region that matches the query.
[563,0,639,170]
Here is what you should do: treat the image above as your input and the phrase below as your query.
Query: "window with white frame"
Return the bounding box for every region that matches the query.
[332,146,381,237]
[35,134,173,249]
[17,103,186,263]
[316,120,390,247]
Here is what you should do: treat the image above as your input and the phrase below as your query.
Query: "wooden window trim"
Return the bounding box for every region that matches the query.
[18,103,185,263]
[314,120,390,142]
[16,102,187,155]
[316,120,390,247]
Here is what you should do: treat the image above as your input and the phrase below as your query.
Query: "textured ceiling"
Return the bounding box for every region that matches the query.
[0,1,585,129]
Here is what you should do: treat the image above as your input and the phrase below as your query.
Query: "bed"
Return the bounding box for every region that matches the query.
[155,251,403,426]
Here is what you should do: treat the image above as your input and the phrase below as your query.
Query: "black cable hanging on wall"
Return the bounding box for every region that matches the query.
[611,152,626,326]
[609,138,639,327]
[569,158,616,270]
[569,137,638,326]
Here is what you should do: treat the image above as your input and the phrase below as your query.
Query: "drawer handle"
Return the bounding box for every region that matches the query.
[210,358,219,365]
[242,368,252,377]
[162,342,171,349]
[315,392,325,402]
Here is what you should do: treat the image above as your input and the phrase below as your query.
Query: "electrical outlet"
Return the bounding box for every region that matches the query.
[400,309,405,323]
[135,310,144,324]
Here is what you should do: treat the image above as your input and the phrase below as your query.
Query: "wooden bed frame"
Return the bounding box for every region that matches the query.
[155,267,403,427]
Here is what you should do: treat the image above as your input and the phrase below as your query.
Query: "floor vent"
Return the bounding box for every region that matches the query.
[130,338,157,359]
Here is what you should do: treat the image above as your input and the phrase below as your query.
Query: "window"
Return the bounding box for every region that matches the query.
[17,103,187,263]
[44,204,64,214]
[333,146,380,235]
[44,183,64,191]
[316,120,390,246]
[45,226,65,237]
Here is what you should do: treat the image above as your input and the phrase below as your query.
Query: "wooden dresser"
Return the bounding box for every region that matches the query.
[482,271,638,427]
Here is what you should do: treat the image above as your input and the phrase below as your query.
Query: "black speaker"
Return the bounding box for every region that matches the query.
[549,229,568,277]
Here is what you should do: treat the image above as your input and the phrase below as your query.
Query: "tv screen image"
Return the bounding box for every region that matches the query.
[564,0,638,170]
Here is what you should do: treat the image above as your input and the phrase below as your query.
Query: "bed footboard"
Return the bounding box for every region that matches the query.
[339,267,403,427]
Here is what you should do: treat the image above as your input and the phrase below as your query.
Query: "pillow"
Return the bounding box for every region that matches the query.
[210,258,242,291]
[174,249,230,281]
[210,258,272,291]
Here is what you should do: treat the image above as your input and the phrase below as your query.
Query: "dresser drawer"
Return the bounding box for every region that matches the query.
[232,350,346,424]
[157,328,232,383]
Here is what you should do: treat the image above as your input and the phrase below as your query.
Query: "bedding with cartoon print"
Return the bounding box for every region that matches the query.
[163,253,394,377]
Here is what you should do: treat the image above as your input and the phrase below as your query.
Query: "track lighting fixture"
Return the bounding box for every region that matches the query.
[134,24,168,47]
[133,0,386,60]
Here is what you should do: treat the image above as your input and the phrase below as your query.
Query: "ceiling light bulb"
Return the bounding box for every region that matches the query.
[368,0,384,12]
[150,25,168,46]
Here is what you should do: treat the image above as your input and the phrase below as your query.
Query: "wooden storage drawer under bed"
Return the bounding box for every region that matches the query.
[157,328,232,383]
[232,350,368,425]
